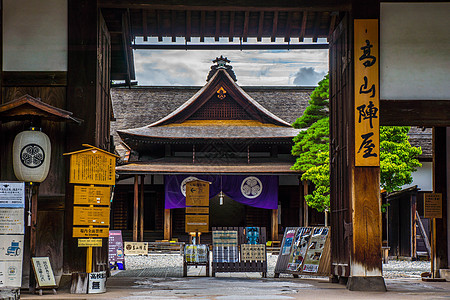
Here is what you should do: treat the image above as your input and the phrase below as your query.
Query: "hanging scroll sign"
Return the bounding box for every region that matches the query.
[354,19,380,166]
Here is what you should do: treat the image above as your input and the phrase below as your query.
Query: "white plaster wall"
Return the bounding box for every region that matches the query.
[380,3,450,100]
[3,0,68,71]
[401,161,433,192]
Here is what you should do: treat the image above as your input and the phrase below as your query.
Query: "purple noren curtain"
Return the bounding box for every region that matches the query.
[164,175,278,209]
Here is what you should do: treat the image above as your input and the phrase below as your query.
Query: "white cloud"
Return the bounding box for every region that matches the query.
[133,49,328,86]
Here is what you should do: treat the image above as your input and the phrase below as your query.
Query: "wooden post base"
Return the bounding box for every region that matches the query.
[347,276,386,291]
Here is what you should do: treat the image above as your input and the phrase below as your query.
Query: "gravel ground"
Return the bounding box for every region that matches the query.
[118,253,431,279]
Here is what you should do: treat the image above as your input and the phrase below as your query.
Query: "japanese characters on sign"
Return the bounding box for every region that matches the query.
[73,206,110,226]
[88,271,107,294]
[74,185,111,205]
[240,244,266,262]
[424,193,442,219]
[354,19,380,166]
[73,227,109,238]
[124,242,148,255]
[68,150,116,185]
[0,182,24,288]
[31,257,56,288]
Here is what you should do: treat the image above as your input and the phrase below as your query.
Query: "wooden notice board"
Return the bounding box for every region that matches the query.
[64,145,118,185]
[185,215,209,233]
[74,185,110,205]
[186,180,209,206]
[73,227,109,238]
[354,19,380,166]
[73,206,110,226]
[424,193,442,219]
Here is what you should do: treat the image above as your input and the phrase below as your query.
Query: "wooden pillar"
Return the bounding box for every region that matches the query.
[133,175,138,242]
[433,127,448,275]
[271,209,278,241]
[140,175,144,242]
[29,184,38,291]
[164,209,172,241]
[347,1,385,291]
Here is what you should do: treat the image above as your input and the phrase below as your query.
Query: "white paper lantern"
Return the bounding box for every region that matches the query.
[13,128,51,183]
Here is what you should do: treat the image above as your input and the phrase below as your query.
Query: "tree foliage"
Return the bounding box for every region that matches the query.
[292,74,329,129]
[380,126,422,193]
[291,74,422,212]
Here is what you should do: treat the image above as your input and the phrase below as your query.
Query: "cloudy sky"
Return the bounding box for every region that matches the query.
[133,37,329,87]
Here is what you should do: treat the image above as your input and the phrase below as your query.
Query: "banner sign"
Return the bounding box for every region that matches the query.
[31,257,56,288]
[165,175,278,209]
[0,209,24,235]
[74,185,110,205]
[108,230,124,266]
[0,182,25,208]
[354,19,380,166]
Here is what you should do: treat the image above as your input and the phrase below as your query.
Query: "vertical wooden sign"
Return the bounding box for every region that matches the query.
[354,19,380,166]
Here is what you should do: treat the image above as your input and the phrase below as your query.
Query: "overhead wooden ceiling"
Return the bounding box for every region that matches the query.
[99,0,351,83]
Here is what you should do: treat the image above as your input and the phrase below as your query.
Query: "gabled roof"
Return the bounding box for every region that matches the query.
[0,94,81,123]
[148,67,291,127]
[117,58,301,148]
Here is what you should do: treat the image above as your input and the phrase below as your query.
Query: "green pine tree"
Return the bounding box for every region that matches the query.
[291,74,422,212]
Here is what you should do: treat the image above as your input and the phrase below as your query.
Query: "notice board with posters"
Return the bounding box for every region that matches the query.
[274,227,331,277]
[0,182,25,289]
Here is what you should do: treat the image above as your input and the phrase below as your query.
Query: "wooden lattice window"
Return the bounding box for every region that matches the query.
[190,97,252,120]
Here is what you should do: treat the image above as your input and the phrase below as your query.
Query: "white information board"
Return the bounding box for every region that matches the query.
[0,182,25,208]
[0,261,22,288]
[0,209,24,234]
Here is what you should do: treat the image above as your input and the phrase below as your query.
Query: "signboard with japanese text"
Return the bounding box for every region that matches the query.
[240,244,266,261]
[88,271,106,294]
[0,209,24,234]
[124,242,148,255]
[186,180,209,207]
[74,185,110,205]
[31,257,56,288]
[0,182,25,208]
[185,215,209,233]
[424,193,442,219]
[73,227,109,238]
[354,19,380,166]
[78,239,102,247]
[67,149,116,185]
[73,206,110,226]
